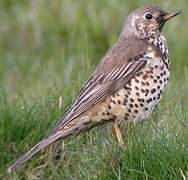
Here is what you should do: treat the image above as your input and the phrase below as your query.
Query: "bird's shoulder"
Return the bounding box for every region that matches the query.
[94,36,150,76]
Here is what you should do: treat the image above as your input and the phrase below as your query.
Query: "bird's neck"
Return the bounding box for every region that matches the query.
[147,33,170,70]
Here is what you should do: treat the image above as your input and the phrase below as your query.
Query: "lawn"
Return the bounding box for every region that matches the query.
[0,0,188,179]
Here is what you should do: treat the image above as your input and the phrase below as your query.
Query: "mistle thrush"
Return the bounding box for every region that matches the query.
[8,5,180,172]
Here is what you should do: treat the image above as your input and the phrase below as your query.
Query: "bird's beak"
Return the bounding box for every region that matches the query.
[163,11,181,21]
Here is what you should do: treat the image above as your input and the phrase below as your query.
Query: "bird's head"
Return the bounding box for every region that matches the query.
[121,5,180,39]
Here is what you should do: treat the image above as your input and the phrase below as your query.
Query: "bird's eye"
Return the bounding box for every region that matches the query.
[144,13,153,20]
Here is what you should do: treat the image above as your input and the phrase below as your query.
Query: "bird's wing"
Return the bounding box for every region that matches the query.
[49,54,149,135]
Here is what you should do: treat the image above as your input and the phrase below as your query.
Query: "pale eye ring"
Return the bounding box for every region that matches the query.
[144,12,153,20]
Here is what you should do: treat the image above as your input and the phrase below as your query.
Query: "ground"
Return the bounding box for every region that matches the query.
[0,0,188,179]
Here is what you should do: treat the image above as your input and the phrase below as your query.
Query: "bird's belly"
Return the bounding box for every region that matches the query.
[108,63,170,124]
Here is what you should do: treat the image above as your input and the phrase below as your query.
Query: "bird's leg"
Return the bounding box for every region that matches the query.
[113,123,124,146]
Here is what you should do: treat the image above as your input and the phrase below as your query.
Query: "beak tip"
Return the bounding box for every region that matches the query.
[163,10,181,21]
[175,10,181,16]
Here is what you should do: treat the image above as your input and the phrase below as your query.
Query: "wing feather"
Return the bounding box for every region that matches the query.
[49,57,148,136]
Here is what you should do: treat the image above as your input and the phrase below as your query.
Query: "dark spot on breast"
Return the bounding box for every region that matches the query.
[125,94,129,98]
[141,89,145,93]
[117,100,121,105]
[144,107,149,111]
[145,89,149,96]
[110,99,116,104]
[138,98,145,102]
[140,103,144,107]
[145,81,150,86]
[146,70,153,74]
[154,65,158,69]
[129,104,133,108]
[153,97,156,100]
[142,74,149,80]
[135,78,139,83]
[136,92,140,96]
[113,115,117,119]
[151,88,156,94]
[130,98,134,102]
[108,104,111,109]
[127,91,131,95]
[159,80,163,84]
[135,86,139,90]
[106,112,111,116]
[125,113,129,117]
[124,86,131,91]
[150,75,154,79]
[123,99,128,105]
[127,108,131,113]
[156,76,160,79]
[124,117,128,121]
[141,81,145,86]
[147,98,152,103]
[134,103,139,108]
[157,85,160,89]
[160,73,163,76]
[153,79,158,83]
[134,110,138,113]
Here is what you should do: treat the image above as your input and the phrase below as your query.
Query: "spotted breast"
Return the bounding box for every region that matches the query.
[101,34,170,125]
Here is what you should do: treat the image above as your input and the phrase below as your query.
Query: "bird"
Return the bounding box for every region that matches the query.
[8,5,180,173]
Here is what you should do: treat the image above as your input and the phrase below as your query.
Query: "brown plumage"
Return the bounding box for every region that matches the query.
[8,5,180,173]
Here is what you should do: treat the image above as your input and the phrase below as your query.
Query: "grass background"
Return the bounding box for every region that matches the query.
[0,0,188,179]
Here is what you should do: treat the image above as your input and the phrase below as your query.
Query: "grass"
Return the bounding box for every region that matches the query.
[0,0,188,179]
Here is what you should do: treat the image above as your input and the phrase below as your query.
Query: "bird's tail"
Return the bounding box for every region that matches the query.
[7,130,65,173]
[8,117,96,173]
